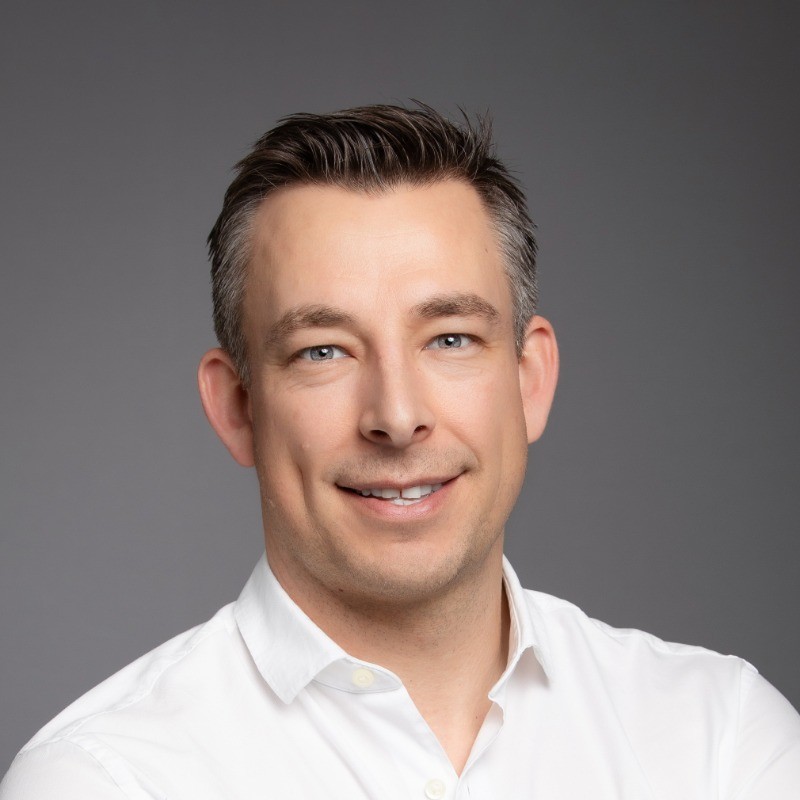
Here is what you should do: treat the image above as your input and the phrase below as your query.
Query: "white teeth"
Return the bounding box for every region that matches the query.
[353,483,445,503]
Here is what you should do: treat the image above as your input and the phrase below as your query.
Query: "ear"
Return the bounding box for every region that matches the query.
[518,315,559,444]
[197,348,255,467]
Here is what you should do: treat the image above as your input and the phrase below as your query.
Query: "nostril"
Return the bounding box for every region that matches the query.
[359,404,435,447]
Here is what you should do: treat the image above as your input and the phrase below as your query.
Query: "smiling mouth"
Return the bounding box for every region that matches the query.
[340,482,445,506]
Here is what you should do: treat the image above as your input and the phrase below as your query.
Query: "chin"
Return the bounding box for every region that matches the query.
[329,534,499,609]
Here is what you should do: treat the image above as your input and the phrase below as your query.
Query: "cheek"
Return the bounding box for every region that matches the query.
[439,367,525,440]
[469,374,529,501]
[252,385,355,475]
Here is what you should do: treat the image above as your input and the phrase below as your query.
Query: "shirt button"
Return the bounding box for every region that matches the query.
[351,667,375,689]
[424,778,446,799]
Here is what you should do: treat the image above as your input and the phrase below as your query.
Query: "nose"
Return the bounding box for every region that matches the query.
[358,354,435,448]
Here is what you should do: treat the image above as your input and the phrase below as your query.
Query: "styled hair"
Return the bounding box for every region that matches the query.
[208,103,538,385]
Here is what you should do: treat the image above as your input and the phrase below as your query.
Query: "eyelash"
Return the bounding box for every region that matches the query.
[297,345,348,362]
[425,333,474,350]
[295,333,475,362]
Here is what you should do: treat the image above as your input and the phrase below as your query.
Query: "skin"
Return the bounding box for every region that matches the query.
[198,180,558,772]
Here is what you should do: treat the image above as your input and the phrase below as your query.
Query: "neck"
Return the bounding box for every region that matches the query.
[332,558,508,678]
[273,545,510,774]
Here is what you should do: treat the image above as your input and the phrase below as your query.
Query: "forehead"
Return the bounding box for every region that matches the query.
[244,181,511,327]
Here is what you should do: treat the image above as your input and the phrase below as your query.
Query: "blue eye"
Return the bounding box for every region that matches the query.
[427,333,472,350]
[299,345,347,361]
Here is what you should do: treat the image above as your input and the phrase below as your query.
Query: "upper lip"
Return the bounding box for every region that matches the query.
[337,474,458,492]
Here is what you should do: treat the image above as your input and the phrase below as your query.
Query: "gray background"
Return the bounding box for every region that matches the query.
[2,0,798,773]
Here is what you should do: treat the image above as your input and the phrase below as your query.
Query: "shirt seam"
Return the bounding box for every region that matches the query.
[724,661,794,800]
[585,615,750,663]
[10,737,133,798]
[727,742,800,800]
[22,619,228,750]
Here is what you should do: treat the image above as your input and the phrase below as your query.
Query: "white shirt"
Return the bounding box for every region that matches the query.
[2,555,799,799]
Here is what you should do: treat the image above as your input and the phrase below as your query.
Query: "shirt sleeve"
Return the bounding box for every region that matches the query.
[726,668,800,799]
[0,739,132,800]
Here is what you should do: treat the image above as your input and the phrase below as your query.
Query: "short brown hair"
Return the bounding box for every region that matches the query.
[208,103,538,385]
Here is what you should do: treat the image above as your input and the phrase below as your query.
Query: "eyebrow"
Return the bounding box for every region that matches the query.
[264,292,501,351]
[411,292,501,325]
[265,304,357,350]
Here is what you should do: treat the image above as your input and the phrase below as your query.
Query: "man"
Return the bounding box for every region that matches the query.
[2,104,799,798]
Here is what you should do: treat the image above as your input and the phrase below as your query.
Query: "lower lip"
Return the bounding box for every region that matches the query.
[340,479,457,522]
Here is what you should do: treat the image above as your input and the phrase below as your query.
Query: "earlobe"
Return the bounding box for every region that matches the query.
[518,316,559,444]
[197,348,255,467]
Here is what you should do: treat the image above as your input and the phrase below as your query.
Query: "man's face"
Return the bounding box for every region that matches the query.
[239,181,550,609]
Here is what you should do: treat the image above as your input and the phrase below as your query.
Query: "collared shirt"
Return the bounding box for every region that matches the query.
[2,556,799,799]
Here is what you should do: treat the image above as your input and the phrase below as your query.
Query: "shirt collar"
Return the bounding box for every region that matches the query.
[234,555,347,703]
[491,555,553,702]
[234,554,551,704]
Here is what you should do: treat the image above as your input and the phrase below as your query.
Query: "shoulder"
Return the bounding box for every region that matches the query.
[23,603,239,751]
[2,604,242,797]
[504,559,762,713]
[1,740,127,799]
[524,586,749,684]
[521,588,800,790]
